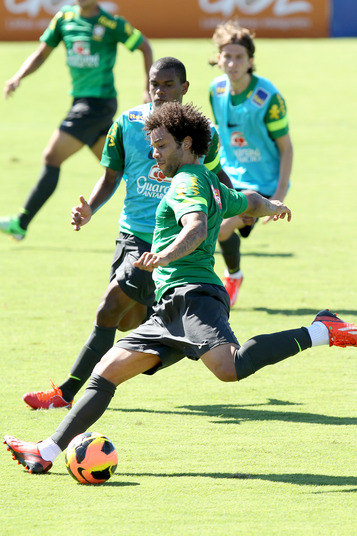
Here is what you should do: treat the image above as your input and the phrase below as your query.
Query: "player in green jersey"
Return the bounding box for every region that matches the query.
[5,102,356,474]
[209,20,293,306]
[21,57,232,411]
[0,0,153,241]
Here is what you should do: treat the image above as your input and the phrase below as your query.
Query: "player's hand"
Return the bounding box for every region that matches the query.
[71,195,92,231]
[134,251,169,271]
[4,77,21,99]
[269,200,292,222]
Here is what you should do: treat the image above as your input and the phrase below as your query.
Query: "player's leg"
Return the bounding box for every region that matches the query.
[0,129,83,239]
[4,347,161,472]
[89,134,106,160]
[22,234,153,408]
[202,310,357,382]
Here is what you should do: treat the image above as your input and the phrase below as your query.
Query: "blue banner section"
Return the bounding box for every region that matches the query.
[331,0,357,37]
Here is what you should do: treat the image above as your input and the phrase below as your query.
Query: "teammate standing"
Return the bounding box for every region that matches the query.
[209,20,293,305]
[0,0,153,240]
[3,102,356,474]
[21,57,232,411]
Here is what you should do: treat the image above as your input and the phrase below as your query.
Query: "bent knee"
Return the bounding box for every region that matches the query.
[213,365,237,382]
[96,299,122,328]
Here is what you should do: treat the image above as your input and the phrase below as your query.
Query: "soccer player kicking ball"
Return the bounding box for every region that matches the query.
[4,102,356,474]
[20,57,232,411]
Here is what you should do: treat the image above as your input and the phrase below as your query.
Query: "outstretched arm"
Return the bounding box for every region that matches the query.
[4,43,54,99]
[137,36,153,103]
[71,167,122,231]
[135,212,207,271]
[243,190,292,222]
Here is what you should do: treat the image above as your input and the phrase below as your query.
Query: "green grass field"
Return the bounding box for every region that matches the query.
[0,38,356,535]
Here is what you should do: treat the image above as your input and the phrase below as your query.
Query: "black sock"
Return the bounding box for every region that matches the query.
[219,233,241,273]
[234,327,312,380]
[18,165,60,229]
[51,374,116,451]
[59,325,117,402]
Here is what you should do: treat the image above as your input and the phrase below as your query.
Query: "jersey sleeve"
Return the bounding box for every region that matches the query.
[167,173,209,224]
[100,116,125,172]
[113,17,144,51]
[39,10,63,47]
[203,126,221,175]
[264,92,289,140]
[221,185,248,218]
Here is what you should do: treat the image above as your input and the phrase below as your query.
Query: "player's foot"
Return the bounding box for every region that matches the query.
[223,270,243,307]
[0,215,26,241]
[22,380,73,410]
[3,435,52,474]
[312,309,357,347]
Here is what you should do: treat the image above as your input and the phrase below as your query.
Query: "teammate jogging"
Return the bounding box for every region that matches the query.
[0,0,152,240]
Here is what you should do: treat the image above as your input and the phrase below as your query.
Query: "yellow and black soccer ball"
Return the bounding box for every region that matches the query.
[65,432,118,484]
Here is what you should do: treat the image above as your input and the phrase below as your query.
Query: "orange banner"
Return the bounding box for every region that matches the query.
[0,0,330,41]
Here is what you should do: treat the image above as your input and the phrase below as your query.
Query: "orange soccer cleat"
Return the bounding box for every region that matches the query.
[3,435,52,474]
[222,270,243,307]
[312,309,357,348]
[22,379,73,410]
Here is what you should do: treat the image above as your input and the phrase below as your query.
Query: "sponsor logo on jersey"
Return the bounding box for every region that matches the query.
[92,25,105,40]
[137,165,171,199]
[73,41,90,55]
[211,185,222,209]
[128,110,144,122]
[216,79,227,95]
[230,131,248,147]
[252,88,270,107]
[148,164,171,183]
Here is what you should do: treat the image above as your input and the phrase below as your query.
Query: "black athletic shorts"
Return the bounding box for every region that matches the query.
[109,232,155,307]
[115,283,239,375]
[59,97,117,147]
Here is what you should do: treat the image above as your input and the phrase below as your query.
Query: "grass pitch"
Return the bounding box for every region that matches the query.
[0,38,356,536]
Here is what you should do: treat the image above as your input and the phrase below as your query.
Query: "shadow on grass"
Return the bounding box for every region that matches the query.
[119,471,357,488]
[108,399,356,426]
[250,307,357,316]
[215,250,293,258]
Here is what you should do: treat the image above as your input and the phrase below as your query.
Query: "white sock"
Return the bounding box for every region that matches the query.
[38,437,62,462]
[306,321,330,347]
[224,269,243,280]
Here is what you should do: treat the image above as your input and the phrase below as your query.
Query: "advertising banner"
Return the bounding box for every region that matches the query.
[0,0,333,41]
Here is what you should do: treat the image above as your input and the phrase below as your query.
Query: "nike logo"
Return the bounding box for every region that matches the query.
[126,281,138,289]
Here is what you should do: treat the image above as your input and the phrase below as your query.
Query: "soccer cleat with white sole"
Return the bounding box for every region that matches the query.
[312,309,357,348]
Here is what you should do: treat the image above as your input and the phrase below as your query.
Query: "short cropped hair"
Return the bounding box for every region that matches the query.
[145,102,211,158]
[210,19,255,73]
[150,57,187,84]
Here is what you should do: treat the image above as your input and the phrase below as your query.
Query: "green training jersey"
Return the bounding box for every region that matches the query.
[152,164,248,302]
[40,5,144,98]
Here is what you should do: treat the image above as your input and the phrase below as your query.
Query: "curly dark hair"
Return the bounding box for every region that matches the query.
[145,102,211,158]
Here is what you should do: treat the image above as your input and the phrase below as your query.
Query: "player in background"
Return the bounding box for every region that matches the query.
[209,20,293,306]
[0,0,152,240]
[4,102,356,475]
[21,57,233,411]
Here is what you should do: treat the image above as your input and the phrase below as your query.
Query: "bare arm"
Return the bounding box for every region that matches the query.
[243,191,291,222]
[263,133,293,223]
[4,43,54,99]
[137,36,153,103]
[71,168,123,230]
[134,212,207,271]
